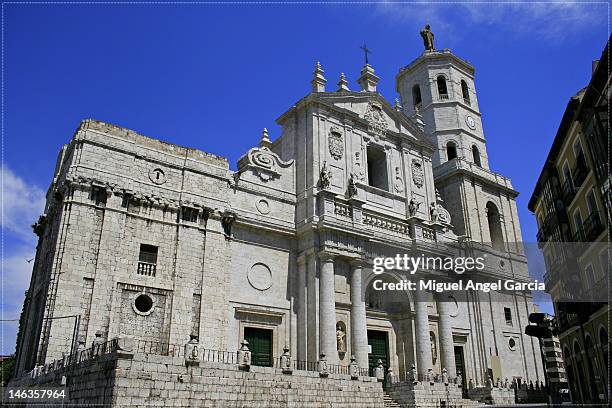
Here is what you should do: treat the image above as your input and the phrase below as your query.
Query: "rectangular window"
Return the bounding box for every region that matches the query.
[181,206,199,223]
[504,307,513,326]
[90,186,107,207]
[586,190,598,215]
[366,145,389,191]
[137,244,158,277]
[583,264,596,289]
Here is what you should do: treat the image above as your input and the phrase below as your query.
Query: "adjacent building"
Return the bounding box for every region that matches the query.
[15,30,544,399]
[528,38,610,404]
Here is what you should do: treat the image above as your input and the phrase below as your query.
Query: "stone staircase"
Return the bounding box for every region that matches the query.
[383,391,402,408]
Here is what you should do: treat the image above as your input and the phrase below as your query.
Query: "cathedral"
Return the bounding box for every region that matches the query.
[15,29,544,395]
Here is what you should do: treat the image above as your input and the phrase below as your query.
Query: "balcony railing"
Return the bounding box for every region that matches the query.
[583,211,604,241]
[137,261,157,277]
[572,162,589,189]
[438,93,449,100]
[463,97,471,106]
[561,179,576,207]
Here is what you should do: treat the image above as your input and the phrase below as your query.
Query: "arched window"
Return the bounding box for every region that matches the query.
[446,141,457,161]
[412,84,422,110]
[461,80,470,105]
[437,75,448,99]
[486,202,505,251]
[472,145,482,167]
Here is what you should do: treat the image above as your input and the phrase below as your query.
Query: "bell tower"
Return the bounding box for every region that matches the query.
[396,27,521,246]
[396,31,489,170]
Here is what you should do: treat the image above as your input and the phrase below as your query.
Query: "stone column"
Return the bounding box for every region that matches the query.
[296,256,308,362]
[350,260,368,368]
[318,252,337,365]
[437,293,457,379]
[414,289,433,379]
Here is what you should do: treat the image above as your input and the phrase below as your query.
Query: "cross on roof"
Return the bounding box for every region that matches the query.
[360,43,371,65]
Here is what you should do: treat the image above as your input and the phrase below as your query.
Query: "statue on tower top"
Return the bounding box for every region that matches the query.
[420,24,435,51]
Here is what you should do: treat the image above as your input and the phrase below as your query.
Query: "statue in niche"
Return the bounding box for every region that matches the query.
[429,331,438,364]
[336,323,346,352]
[420,24,435,51]
[320,161,332,189]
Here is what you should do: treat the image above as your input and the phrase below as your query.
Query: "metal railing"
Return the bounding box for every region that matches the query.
[134,339,371,376]
[438,94,449,100]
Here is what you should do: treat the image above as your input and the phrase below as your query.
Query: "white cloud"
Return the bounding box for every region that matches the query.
[1,246,35,354]
[1,165,46,243]
[376,2,606,43]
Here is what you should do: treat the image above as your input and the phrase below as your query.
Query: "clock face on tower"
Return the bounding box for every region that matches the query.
[465,116,476,129]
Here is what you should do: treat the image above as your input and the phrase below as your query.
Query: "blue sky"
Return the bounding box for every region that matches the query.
[1,2,608,355]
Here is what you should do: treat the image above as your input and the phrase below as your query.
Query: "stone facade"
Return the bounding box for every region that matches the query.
[14,42,544,406]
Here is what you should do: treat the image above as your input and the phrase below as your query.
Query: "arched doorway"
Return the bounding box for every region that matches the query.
[364,273,415,380]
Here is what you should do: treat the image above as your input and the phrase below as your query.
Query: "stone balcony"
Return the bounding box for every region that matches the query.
[433,158,516,194]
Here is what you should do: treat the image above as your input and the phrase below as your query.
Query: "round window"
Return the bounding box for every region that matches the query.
[134,294,154,315]
[508,338,517,350]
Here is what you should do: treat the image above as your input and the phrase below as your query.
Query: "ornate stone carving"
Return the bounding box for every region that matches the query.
[353,152,365,182]
[221,212,236,238]
[347,173,358,197]
[408,198,420,217]
[393,166,404,193]
[256,199,270,215]
[364,102,387,138]
[319,161,332,189]
[411,160,424,188]
[432,189,452,225]
[328,127,344,160]
[237,145,294,182]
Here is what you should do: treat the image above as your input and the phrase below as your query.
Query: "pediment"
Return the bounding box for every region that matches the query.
[314,93,433,149]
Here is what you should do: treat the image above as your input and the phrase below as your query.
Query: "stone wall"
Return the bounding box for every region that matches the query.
[10,349,384,407]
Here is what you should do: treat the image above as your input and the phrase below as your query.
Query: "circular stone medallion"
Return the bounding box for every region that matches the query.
[256,199,270,215]
[248,263,273,291]
[149,167,167,185]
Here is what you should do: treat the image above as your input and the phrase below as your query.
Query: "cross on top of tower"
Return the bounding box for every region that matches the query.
[359,44,371,65]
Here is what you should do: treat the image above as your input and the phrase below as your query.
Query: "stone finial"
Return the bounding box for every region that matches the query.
[504,377,509,389]
[529,380,534,390]
[237,339,251,371]
[337,73,350,92]
[468,378,474,390]
[486,375,493,389]
[394,98,402,111]
[184,334,200,366]
[441,367,449,384]
[496,377,501,388]
[259,128,272,149]
[409,363,418,383]
[357,63,380,92]
[318,353,329,377]
[348,355,359,380]
[311,61,327,93]
[426,368,435,384]
[386,367,394,385]
[374,359,385,382]
[280,345,292,374]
